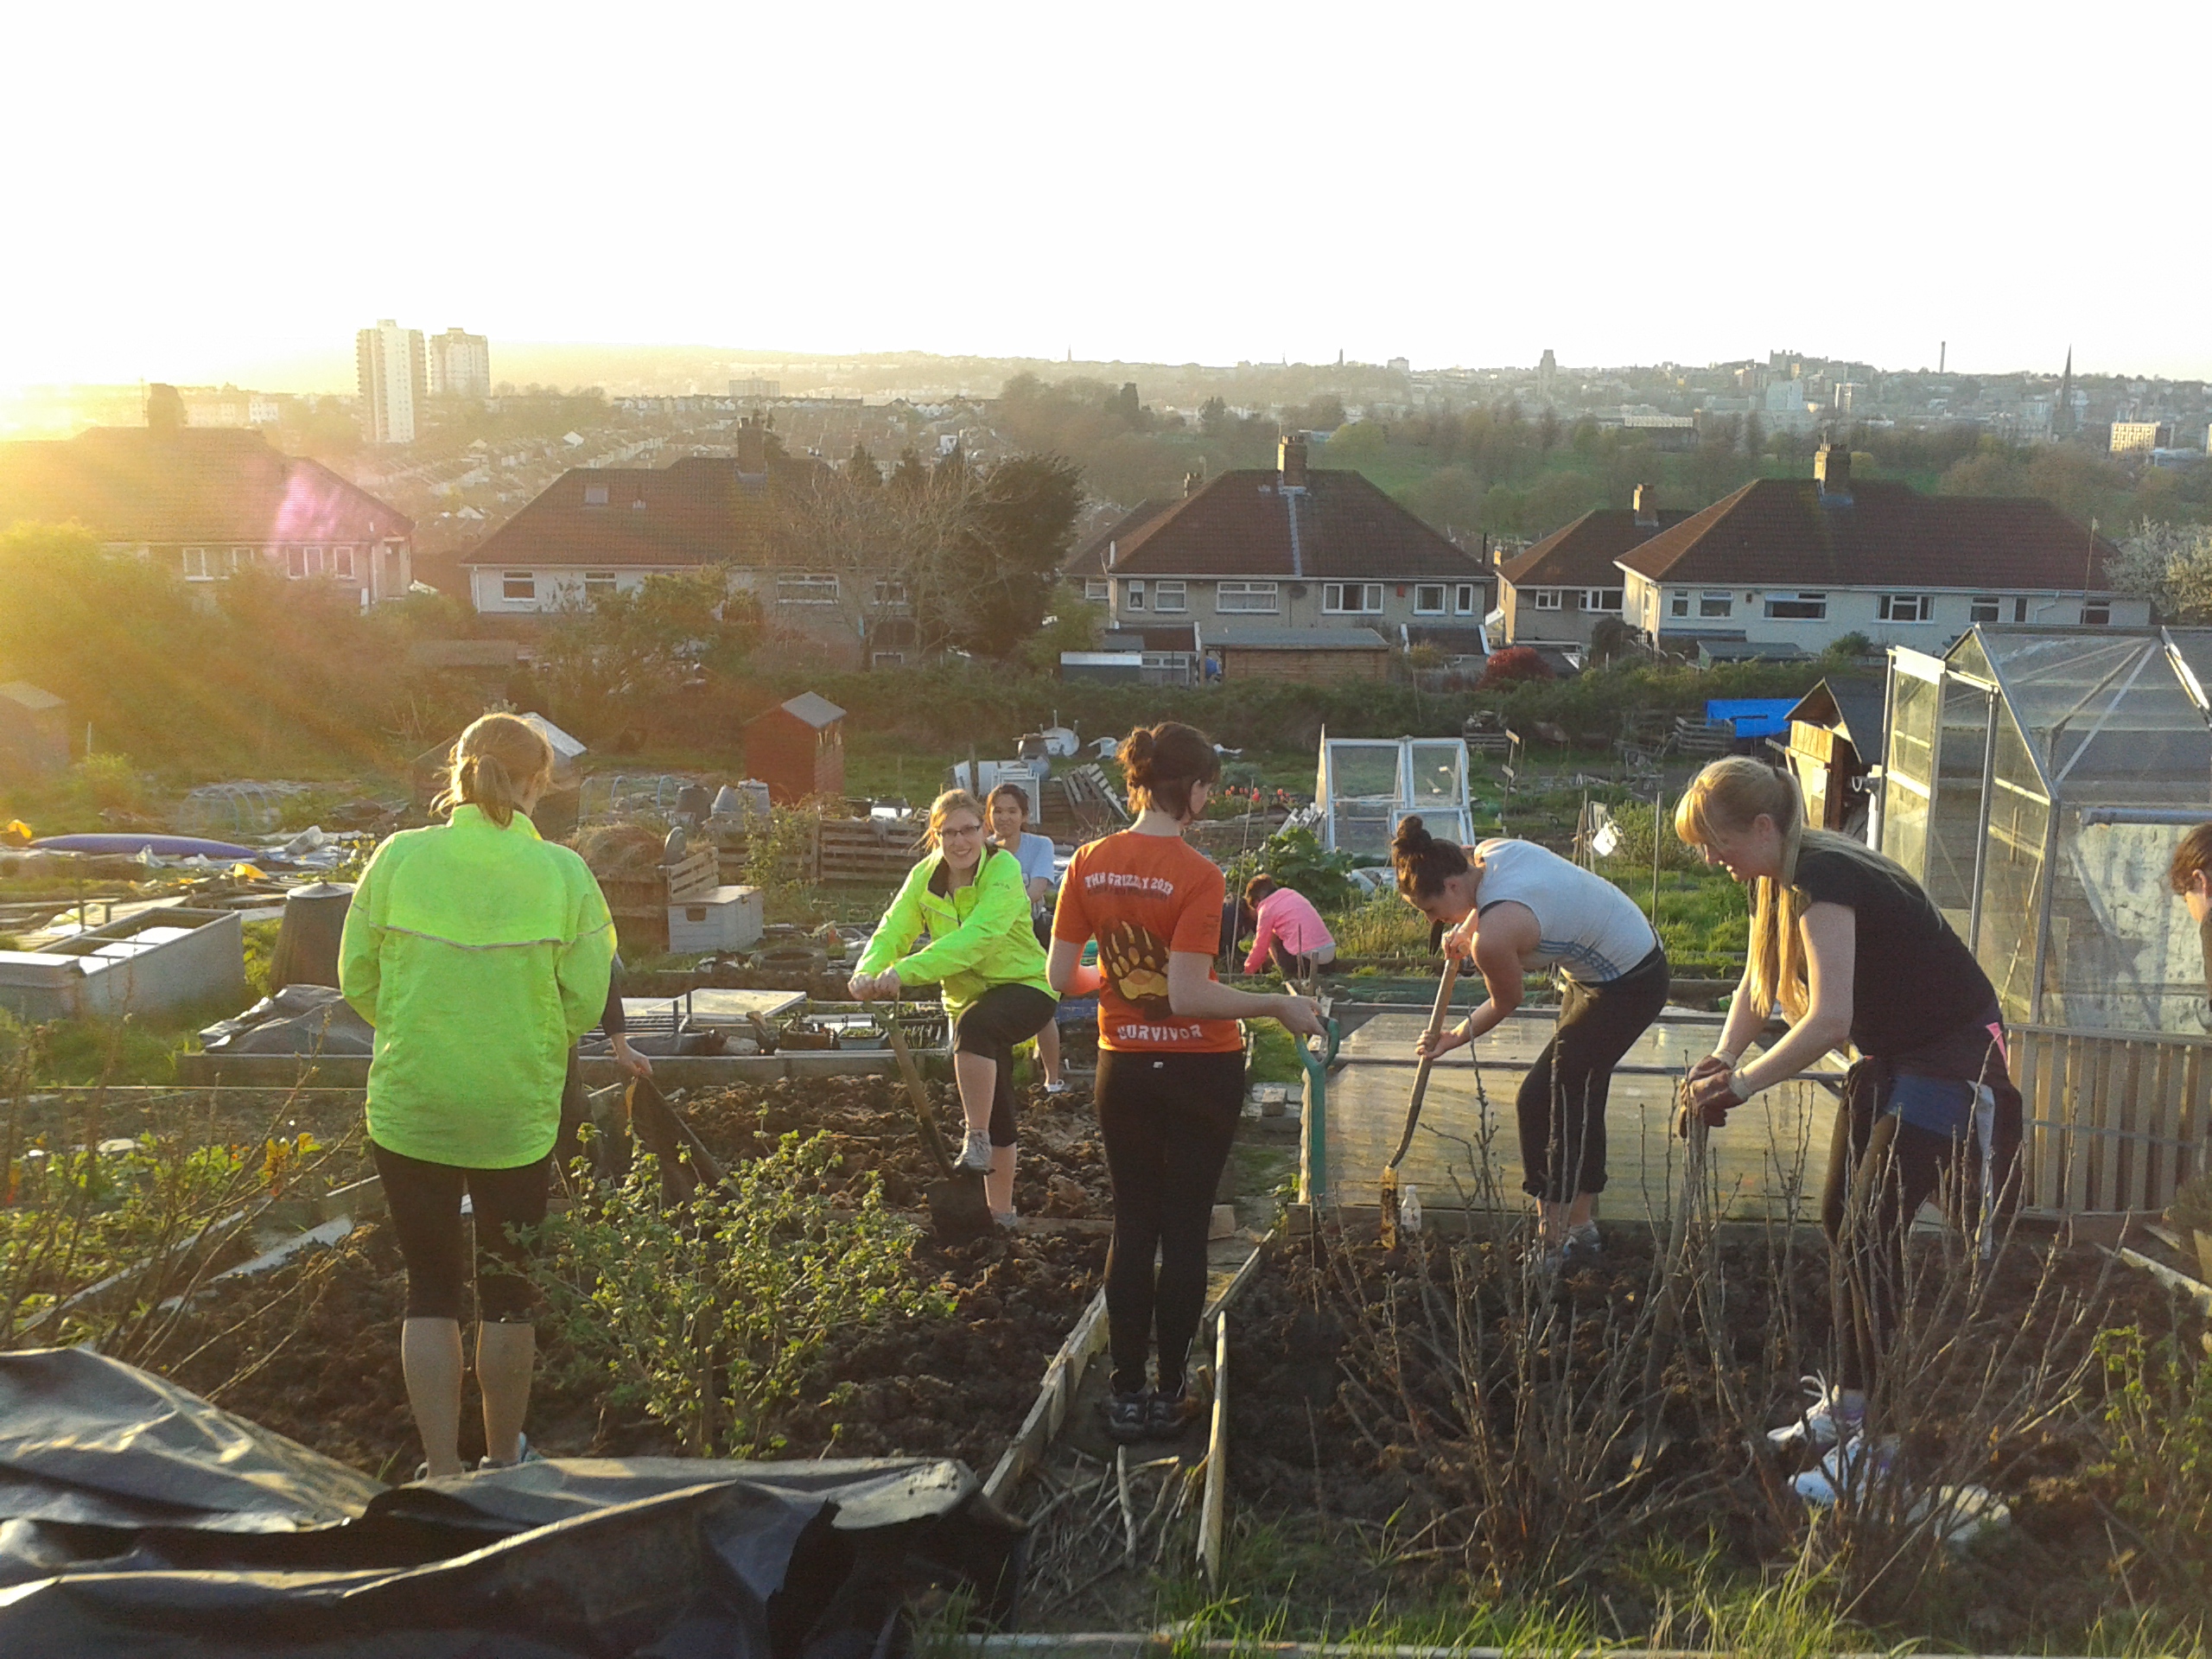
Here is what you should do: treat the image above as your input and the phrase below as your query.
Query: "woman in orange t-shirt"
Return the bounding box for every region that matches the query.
[1050,722,1325,1446]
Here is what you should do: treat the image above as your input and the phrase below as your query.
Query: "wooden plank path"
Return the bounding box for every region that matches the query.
[1317,1007,1842,1222]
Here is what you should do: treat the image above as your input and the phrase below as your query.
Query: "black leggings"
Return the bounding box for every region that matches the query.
[1821,1016,2018,1392]
[1267,939,1338,980]
[370,1141,550,1322]
[955,983,1059,1146]
[1096,1049,1244,1396]
[1516,945,1669,1202]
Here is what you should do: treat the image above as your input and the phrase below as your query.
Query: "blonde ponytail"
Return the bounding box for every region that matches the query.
[1675,757,1811,1021]
[433,712,556,829]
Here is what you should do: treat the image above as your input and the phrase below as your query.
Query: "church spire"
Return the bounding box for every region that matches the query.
[2057,346,2075,436]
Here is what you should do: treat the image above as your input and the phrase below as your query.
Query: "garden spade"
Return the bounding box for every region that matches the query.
[1380,957,1459,1250]
[884,1015,995,1240]
[1632,1077,1717,1469]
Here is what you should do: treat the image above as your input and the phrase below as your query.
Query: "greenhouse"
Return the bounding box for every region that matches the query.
[1882,626,2212,1035]
[1313,733,1474,858]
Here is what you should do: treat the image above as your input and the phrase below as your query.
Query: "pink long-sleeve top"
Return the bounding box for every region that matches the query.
[1243,886,1335,975]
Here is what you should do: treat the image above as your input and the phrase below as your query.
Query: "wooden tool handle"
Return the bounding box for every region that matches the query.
[885,1017,957,1178]
[1388,957,1461,1172]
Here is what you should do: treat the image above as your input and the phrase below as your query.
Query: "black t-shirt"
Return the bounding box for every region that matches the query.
[1792,839,1995,1057]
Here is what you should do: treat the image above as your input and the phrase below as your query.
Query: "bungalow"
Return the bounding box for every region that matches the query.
[1617,445,2140,655]
[1497,485,1690,648]
[1093,437,1489,672]
[0,421,414,604]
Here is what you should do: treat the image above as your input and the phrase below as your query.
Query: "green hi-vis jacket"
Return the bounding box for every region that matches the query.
[340,804,615,1168]
[855,843,1052,1019]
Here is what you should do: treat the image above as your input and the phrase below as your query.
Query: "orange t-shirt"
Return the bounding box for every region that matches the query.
[1052,830,1243,1053]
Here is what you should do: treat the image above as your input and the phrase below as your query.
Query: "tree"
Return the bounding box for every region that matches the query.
[889,447,929,494]
[533,572,751,728]
[1325,420,1388,461]
[2109,521,2212,622]
[1199,396,1229,438]
[1536,409,1560,452]
[1019,582,1105,673]
[846,443,881,487]
[1478,646,1554,689]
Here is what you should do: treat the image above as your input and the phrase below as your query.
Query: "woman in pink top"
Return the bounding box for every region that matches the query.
[1243,876,1338,978]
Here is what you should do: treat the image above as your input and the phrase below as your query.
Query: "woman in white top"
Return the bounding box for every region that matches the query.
[1392,817,1669,1262]
[988,783,1067,1093]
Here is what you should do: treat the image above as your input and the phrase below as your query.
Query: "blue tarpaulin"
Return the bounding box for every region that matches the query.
[1704,698,1798,739]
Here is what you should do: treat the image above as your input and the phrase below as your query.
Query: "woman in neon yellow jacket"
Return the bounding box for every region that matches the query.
[850,788,1057,1221]
[340,712,614,1478]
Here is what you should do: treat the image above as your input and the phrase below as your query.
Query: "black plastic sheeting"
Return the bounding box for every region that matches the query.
[198,984,375,1057]
[0,1349,1025,1658]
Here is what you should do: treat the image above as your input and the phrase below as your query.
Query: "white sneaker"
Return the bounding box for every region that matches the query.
[1043,1079,1070,1096]
[1768,1374,1864,1450]
[957,1131,995,1173]
[1792,1432,1897,1505]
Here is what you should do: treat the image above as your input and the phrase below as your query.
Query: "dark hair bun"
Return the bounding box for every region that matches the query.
[1392,816,1433,855]
[1120,727,1158,785]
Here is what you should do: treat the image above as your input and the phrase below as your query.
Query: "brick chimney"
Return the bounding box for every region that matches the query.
[1277,434,1308,490]
[1185,468,1205,498]
[1632,483,1658,528]
[734,416,767,475]
[1815,441,1853,504]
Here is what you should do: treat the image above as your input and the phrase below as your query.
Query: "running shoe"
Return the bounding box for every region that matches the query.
[957,1130,995,1173]
[1791,1433,1897,1506]
[1043,1079,1070,1096]
[1146,1386,1200,1440]
[1562,1222,1602,1263]
[1768,1374,1865,1451]
[478,1433,546,1472]
[1105,1389,1151,1445]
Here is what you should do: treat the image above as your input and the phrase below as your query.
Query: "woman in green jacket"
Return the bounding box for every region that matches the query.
[340,713,615,1478]
[851,788,1058,1220]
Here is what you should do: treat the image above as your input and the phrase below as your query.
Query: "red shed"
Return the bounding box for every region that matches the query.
[744,692,846,804]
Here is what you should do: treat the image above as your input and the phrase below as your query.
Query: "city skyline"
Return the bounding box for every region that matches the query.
[4,1,2209,388]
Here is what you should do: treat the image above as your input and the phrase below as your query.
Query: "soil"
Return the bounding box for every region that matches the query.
[1225,1218,2202,1648]
[156,1074,1109,1479]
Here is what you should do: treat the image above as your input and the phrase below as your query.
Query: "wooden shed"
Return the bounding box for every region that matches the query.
[0,682,70,778]
[1214,628,1391,684]
[744,692,846,804]
[1782,675,1885,836]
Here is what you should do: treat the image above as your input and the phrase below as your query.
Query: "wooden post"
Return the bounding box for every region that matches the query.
[1198,1312,1229,1584]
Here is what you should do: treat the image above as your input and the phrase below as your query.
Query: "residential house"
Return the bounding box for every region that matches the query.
[1063,498,1176,606]
[0,423,414,603]
[1093,436,1488,679]
[1616,446,2140,656]
[1498,485,1690,649]
[457,423,912,668]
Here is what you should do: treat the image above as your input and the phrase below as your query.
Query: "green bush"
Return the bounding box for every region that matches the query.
[1224,824,1360,912]
[525,1134,946,1458]
[2094,1326,2212,1592]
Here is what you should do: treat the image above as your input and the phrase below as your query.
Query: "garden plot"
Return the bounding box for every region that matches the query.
[124,1074,1110,1479]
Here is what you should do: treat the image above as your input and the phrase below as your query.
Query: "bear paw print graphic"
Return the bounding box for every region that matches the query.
[1098,920,1173,1017]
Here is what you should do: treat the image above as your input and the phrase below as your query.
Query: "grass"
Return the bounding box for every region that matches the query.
[13,998,245,1088]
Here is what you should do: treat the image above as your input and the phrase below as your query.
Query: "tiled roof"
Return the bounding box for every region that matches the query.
[1614,478,2123,590]
[461,454,769,569]
[1498,507,1691,589]
[1065,499,1173,579]
[0,428,411,544]
[1103,467,1481,581]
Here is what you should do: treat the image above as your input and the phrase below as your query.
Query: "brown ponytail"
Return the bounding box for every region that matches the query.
[433,712,556,829]
[1391,815,1470,901]
[1119,721,1220,820]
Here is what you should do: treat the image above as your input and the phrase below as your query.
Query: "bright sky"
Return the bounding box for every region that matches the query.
[7,0,2208,390]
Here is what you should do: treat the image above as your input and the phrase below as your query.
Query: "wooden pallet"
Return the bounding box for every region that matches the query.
[818,816,925,884]
[2012,1022,2210,1217]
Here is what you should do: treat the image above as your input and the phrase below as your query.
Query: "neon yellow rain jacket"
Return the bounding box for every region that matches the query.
[855,844,1052,1018]
[339,804,615,1168]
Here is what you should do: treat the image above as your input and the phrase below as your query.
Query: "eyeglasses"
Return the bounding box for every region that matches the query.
[939,820,984,838]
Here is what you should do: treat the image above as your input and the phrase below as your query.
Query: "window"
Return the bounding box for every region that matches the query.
[1125,581,1145,611]
[871,651,906,668]
[1154,581,1188,613]
[1323,582,1382,613]
[502,570,536,601]
[1216,580,1279,613]
[1084,578,1110,601]
[777,571,838,605]
[2082,601,2111,626]
[872,578,910,607]
[1414,583,1446,614]
[2013,596,2030,623]
[1878,594,1931,622]
[584,570,617,601]
[1454,582,1478,614]
[286,546,306,579]
[582,482,609,507]
[332,546,355,579]
[182,547,210,580]
[1583,587,1624,613]
[1764,592,1828,620]
[1530,589,1563,611]
[303,545,325,576]
[1970,594,2001,623]
[1699,592,1734,618]
[1670,592,1690,618]
[230,546,251,572]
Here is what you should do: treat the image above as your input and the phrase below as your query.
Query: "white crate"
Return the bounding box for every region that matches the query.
[666,885,764,954]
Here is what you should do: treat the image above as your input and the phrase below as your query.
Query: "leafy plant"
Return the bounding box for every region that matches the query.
[2093,1325,2212,1592]
[1224,824,1359,912]
[525,1134,945,1457]
[2168,1170,2212,1235]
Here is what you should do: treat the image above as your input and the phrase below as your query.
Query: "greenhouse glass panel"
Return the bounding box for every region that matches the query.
[1924,675,1993,929]
[1407,741,1467,807]
[2044,816,2210,1033]
[1974,703,2049,1020]
[1316,736,1475,858]
[1880,668,1941,880]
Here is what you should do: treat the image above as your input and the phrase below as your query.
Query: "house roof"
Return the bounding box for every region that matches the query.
[461,454,769,569]
[1101,626,1199,653]
[1615,478,2124,591]
[1213,627,1389,652]
[772,692,845,729]
[0,428,412,545]
[1102,467,1481,581]
[1065,499,1173,580]
[1498,506,1692,589]
[1785,675,1887,755]
[0,681,64,712]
